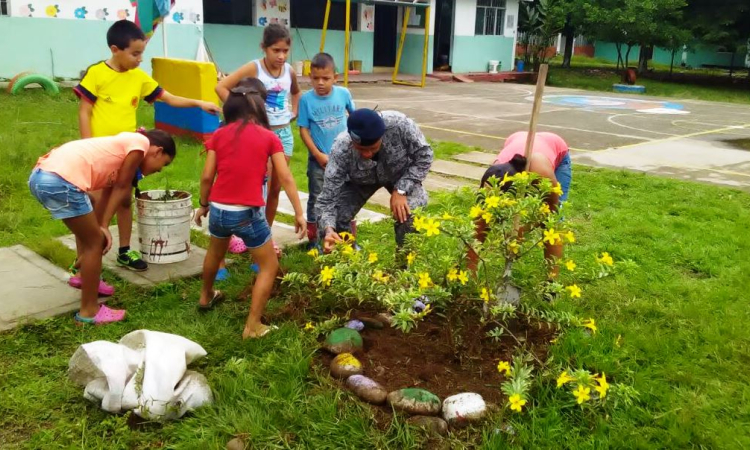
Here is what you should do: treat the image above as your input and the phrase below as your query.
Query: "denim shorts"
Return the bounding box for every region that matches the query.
[306,161,325,223]
[208,204,271,249]
[274,126,294,157]
[554,153,573,203]
[28,169,93,220]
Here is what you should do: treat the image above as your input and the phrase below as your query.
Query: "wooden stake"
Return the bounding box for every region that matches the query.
[523,64,550,171]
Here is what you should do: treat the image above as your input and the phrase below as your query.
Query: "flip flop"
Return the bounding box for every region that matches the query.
[198,290,224,312]
[245,325,278,339]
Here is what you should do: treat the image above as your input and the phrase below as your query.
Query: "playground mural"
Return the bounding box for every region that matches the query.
[13,0,201,24]
[256,0,290,27]
[534,95,690,115]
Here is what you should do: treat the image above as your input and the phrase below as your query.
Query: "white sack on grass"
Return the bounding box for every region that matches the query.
[68,330,213,420]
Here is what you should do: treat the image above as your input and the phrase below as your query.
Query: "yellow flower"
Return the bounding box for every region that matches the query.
[509,394,527,412]
[480,287,491,303]
[418,272,433,289]
[551,184,564,196]
[566,284,582,298]
[446,268,459,282]
[514,171,529,182]
[481,211,494,223]
[544,228,562,245]
[339,231,354,242]
[501,172,514,186]
[372,269,389,283]
[457,270,468,285]
[413,216,425,232]
[500,198,518,207]
[520,209,529,217]
[573,385,591,404]
[485,196,501,209]
[595,373,610,398]
[556,371,576,388]
[368,252,378,264]
[582,318,597,334]
[539,203,551,215]
[320,266,335,286]
[341,244,354,256]
[442,212,455,220]
[597,252,614,267]
[565,231,576,243]
[469,205,484,219]
[307,248,319,258]
[565,260,576,271]
[304,322,315,331]
[407,252,416,265]
[423,219,441,237]
[497,360,511,376]
[508,240,520,255]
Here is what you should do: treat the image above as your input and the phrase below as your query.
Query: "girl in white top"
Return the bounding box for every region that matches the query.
[217,24,301,257]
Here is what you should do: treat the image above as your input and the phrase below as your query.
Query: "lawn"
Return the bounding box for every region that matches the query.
[1,89,750,449]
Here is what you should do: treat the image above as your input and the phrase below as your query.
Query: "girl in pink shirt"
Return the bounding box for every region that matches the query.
[470,131,572,278]
[29,130,176,325]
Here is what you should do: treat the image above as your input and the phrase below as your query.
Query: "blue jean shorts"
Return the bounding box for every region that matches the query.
[208,204,271,249]
[274,126,294,157]
[28,169,93,220]
[554,153,572,203]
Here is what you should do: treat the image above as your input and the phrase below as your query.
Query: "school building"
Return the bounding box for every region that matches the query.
[0,0,522,80]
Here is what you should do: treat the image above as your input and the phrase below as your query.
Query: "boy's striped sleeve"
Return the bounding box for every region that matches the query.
[73,64,99,104]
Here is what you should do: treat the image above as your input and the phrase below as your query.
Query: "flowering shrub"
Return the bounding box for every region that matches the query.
[282,172,632,414]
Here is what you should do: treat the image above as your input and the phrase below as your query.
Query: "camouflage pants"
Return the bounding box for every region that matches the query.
[317,181,429,247]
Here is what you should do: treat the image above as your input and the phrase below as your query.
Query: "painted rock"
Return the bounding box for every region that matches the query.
[358,317,384,330]
[323,328,363,354]
[412,299,427,313]
[387,388,441,416]
[346,374,388,404]
[442,393,487,426]
[376,312,394,326]
[407,415,449,436]
[330,353,363,378]
[226,437,245,450]
[344,319,365,331]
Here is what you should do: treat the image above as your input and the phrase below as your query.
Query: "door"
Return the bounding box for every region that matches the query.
[373,5,398,67]
[433,0,454,70]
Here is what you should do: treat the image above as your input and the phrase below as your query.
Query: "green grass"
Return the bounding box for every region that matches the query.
[2,90,750,448]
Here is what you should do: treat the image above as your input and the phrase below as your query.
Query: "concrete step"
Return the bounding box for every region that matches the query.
[430,159,487,181]
[423,172,472,191]
[276,190,388,223]
[452,151,497,167]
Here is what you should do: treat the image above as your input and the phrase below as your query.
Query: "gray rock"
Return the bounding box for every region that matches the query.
[346,374,388,404]
[323,327,363,354]
[330,353,363,379]
[376,312,394,326]
[407,415,449,436]
[226,437,245,450]
[358,317,384,330]
[442,393,487,426]
[344,319,365,331]
[387,388,441,416]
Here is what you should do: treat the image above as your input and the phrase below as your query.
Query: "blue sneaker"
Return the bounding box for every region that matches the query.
[215,268,230,281]
[250,263,260,273]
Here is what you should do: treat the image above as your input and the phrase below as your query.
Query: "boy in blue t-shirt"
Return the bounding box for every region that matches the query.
[298,53,356,247]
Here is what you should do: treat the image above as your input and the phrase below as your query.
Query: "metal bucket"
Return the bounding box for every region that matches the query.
[136,190,193,264]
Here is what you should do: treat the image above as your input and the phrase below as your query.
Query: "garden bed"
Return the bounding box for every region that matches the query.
[318,310,555,407]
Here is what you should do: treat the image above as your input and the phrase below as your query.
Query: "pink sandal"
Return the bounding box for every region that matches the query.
[68,276,115,297]
[228,235,247,254]
[74,305,126,325]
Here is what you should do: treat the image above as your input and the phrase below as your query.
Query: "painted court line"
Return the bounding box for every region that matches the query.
[606,114,679,137]
[418,124,591,153]
[612,123,750,150]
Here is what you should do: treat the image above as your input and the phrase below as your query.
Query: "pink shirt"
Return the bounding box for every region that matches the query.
[494,132,569,168]
[36,132,149,192]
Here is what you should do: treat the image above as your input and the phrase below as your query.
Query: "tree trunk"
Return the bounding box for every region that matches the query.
[625,45,633,68]
[615,43,624,70]
[670,49,675,79]
[638,48,648,74]
[561,17,575,68]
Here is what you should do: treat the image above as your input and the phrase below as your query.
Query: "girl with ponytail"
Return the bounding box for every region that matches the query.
[470,131,572,278]
[195,77,306,339]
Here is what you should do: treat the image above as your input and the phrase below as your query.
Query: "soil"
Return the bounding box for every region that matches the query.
[318,311,556,406]
[136,190,190,201]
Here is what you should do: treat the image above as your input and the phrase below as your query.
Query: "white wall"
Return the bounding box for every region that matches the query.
[454,0,476,37]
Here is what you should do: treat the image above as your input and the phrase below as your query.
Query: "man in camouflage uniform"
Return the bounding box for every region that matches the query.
[315,108,433,251]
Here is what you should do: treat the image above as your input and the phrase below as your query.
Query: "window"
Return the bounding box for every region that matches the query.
[1,0,10,17]
[290,0,358,31]
[475,0,506,36]
[203,0,253,26]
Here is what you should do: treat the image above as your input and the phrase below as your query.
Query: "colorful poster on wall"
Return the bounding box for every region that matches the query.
[12,0,201,24]
[360,4,374,31]
[256,0,290,27]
